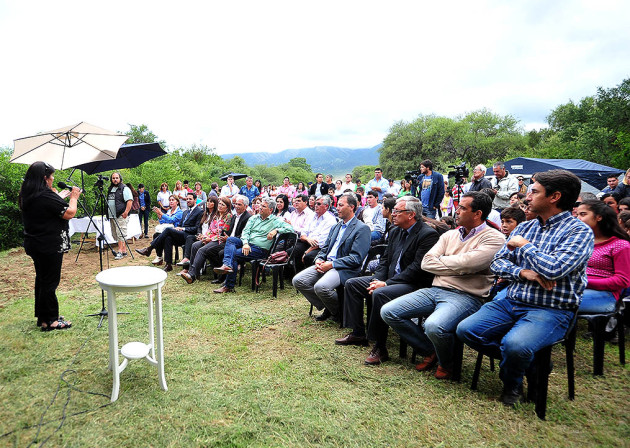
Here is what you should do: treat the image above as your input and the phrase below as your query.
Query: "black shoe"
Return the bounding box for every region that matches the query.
[315,309,332,321]
[500,384,524,407]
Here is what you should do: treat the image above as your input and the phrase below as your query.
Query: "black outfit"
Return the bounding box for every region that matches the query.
[22,189,71,325]
[467,177,493,192]
[138,190,151,236]
[152,206,203,264]
[612,183,630,202]
[203,211,252,269]
[343,222,439,346]
[308,182,329,197]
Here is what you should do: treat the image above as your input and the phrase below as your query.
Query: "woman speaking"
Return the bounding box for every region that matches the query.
[19,161,81,331]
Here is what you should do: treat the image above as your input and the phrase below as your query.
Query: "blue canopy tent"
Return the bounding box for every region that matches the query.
[485,158,624,192]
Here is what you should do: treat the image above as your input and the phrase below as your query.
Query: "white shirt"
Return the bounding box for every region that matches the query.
[220,184,239,197]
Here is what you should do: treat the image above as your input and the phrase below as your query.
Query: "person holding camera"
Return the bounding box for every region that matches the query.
[418,159,444,219]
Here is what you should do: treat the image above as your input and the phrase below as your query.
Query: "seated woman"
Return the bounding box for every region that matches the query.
[308,195,316,211]
[398,179,412,198]
[575,200,630,313]
[274,194,292,218]
[179,197,232,283]
[601,193,620,214]
[150,194,182,264]
[178,196,218,266]
[252,197,262,215]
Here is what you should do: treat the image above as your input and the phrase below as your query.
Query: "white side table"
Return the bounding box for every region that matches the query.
[95,266,168,402]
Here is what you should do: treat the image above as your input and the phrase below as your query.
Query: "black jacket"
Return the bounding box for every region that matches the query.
[309,182,329,197]
[373,221,439,288]
[228,211,252,238]
[180,206,204,235]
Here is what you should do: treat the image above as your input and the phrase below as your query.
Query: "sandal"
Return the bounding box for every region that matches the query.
[41,319,72,332]
[37,315,64,327]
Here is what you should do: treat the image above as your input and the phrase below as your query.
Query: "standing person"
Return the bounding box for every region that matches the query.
[468,164,492,192]
[490,161,518,211]
[334,180,345,198]
[137,183,151,238]
[516,176,528,195]
[309,173,329,198]
[278,176,296,197]
[457,170,594,407]
[440,190,454,217]
[20,161,81,330]
[601,174,620,194]
[295,181,308,197]
[366,167,389,201]
[418,160,445,219]
[325,174,334,186]
[239,176,260,203]
[293,194,371,322]
[220,175,239,199]
[343,174,356,192]
[174,180,188,211]
[254,180,263,195]
[387,179,401,196]
[208,182,220,198]
[194,182,207,204]
[107,172,133,260]
[126,183,140,215]
[183,180,193,193]
[156,182,171,212]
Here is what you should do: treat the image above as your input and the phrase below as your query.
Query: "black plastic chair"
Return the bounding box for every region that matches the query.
[463,314,577,420]
[253,232,298,298]
[578,296,627,375]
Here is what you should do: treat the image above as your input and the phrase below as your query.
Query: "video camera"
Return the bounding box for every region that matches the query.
[94,174,110,189]
[448,162,469,185]
[404,169,422,187]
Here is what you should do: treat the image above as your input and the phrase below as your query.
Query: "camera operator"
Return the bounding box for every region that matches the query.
[418,160,444,219]
[468,164,493,192]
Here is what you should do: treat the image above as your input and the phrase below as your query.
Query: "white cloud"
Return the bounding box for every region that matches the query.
[1,0,628,155]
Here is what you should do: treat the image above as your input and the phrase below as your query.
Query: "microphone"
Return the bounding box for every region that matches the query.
[57,181,73,191]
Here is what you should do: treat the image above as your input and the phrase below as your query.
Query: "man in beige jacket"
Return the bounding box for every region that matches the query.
[381,191,505,379]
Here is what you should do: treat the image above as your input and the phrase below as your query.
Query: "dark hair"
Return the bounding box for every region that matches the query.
[109,172,123,189]
[297,182,306,192]
[501,206,526,224]
[183,179,189,184]
[201,195,219,223]
[211,182,219,190]
[374,167,382,172]
[295,194,308,203]
[618,210,630,223]
[441,215,456,229]
[187,191,197,200]
[367,190,378,198]
[18,161,55,210]
[580,200,630,241]
[509,192,526,201]
[126,183,138,196]
[608,174,620,180]
[420,160,433,170]
[534,169,581,211]
[619,197,630,208]
[138,183,145,189]
[601,193,618,205]
[462,191,493,221]
[382,196,397,213]
[480,187,496,201]
[274,194,290,216]
[340,193,358,211]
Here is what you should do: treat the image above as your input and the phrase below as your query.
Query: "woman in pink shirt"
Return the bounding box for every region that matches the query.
[576,200,630,313]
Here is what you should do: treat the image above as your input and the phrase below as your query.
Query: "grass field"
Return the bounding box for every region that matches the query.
[0,245,628,447]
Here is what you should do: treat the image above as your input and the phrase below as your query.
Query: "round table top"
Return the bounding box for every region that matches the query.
[96,266,167,289]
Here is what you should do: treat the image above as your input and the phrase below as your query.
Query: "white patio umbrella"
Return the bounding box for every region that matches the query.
[10,122,129,169]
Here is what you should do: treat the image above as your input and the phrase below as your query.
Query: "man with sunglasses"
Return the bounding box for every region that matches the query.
[335,196,440,365]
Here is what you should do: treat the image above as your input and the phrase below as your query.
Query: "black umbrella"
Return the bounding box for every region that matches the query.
[74,142,166,174]
[220,172,248,181]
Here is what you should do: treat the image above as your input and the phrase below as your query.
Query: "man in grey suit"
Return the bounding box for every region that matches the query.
[335,196,439,365]
[293,194,371,322]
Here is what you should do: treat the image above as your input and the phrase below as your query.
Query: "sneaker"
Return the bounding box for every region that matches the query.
[114,252,124,260]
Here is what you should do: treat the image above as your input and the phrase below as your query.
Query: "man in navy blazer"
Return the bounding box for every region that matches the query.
[293,194,371,322]
[136,192,203,271]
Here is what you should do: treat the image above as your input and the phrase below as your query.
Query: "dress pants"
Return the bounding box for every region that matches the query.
[293,265,342,315]
[293,240,318,272]
[29,250,63,323]
[222,237,268,289]
[343,276,416,345]
[138,208,150,236]
[188,240,221,278]
[152,227,188,264]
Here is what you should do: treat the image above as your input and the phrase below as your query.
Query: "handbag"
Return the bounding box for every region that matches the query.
[255,250,289,286]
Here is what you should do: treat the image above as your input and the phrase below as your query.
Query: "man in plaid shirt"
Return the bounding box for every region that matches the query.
[457,169,594,407]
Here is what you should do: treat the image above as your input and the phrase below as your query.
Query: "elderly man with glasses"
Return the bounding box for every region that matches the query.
[335,196,440,365]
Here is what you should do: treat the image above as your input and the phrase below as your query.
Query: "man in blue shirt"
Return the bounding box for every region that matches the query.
[239,176,259,203]
[366,168,390,201]
[418,160,444,219]
[457,169,594,407]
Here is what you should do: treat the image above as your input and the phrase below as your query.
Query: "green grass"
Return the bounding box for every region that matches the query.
[0,250,629,447]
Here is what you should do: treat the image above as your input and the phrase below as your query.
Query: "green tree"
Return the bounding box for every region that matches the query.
[123,124,167,146]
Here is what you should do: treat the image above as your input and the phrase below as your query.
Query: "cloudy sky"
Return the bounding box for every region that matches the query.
[1,0,628,155]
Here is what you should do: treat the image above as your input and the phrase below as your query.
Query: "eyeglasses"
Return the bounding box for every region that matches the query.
[392,209,411,215]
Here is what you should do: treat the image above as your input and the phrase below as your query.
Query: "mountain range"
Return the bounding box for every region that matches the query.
[221,144,382,174]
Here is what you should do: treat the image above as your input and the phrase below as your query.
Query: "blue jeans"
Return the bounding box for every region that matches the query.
[380,287,482,369]
[456,298,574,390]
[222,237,268,289]
[422,208,436,219]
[578,289,616,313]
[370,230,383,242]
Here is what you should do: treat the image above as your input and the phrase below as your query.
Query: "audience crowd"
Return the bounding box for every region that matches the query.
[128,162,630,409]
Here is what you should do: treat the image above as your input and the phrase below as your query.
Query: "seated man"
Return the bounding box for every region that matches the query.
[213,197,294,293]
[335,196,440,365]
[381,191,505,379]
[292,195,337,272]
[136,192,203,271]
[360,190,387,242]
[457,170,594,406]
[293,194,371,322]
